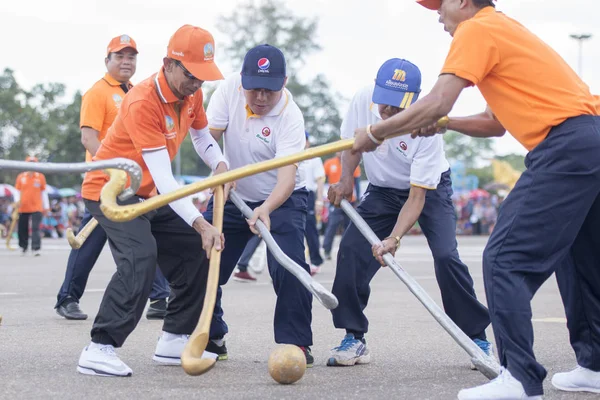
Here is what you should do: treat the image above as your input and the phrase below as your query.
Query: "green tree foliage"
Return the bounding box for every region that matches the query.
[0,68,83,187]
[217,0,343,144]
[442,130,494,169]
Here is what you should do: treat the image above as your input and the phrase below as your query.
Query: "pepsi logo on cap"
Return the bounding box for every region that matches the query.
[258,58,270,70]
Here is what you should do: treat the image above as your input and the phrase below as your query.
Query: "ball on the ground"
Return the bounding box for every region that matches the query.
[268,344,306,384]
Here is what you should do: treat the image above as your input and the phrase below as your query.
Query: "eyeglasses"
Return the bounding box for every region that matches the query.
[173,59,199,81]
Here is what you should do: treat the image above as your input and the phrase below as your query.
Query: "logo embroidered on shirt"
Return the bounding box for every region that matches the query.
[261,127,271,137]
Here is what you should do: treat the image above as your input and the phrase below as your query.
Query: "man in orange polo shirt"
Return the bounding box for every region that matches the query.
[14,156,49,256]
[76,25,228,377]
[322,152,361,259]
[352,1,600,398]
[54,34,170,322]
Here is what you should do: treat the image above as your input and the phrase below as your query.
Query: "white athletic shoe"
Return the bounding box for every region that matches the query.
[326,333,370,366]
[77,343,133,377]
[153,332,218,365]
[551,365,600,393]
[458,368,542,399]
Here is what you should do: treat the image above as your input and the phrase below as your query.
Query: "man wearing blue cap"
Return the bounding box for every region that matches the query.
[204,44,315,366]
[326,58,491,367]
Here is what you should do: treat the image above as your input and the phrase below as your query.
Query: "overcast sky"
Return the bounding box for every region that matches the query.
[1,0,597,156]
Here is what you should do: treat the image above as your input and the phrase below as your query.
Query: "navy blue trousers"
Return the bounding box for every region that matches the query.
[55,209,170,308]
[306,191,324,266]
[331,171,490,340]
[236,235,262,271]
[203,189,313,346]
[483,115,600,396]
[322,206,350,254]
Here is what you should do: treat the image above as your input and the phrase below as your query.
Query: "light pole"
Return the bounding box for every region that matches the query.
[569,33,592,77]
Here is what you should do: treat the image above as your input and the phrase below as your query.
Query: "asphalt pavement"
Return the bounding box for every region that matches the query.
[0,235,589,399]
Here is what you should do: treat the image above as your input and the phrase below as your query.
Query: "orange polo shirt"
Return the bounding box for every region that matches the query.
[15,172,46,213]
[441,7,597,151]
[80,73,133,162]
[82,68,208,200]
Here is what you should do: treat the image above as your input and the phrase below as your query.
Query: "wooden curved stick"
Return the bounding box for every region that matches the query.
[66,218,99,249]
[181,185,224,376]
[99,116,450,223]
[6,205,19,250]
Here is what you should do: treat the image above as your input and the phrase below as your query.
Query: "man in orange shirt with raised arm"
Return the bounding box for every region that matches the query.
[14,156,49,256]
[352,1,600,398]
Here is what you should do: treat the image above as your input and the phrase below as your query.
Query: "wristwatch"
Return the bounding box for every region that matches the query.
[384,235,401,250]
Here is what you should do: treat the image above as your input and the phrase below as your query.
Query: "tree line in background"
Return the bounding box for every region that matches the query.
[0,0,524,190]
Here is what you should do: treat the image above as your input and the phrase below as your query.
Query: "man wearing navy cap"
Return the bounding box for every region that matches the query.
[326,58,491,368]
[204,44,315,366]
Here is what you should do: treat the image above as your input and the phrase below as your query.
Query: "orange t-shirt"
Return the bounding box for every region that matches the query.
[82,68,209,200]
[15,172,46,213]
[80,73,133,162]
[324,157,361,184]
[441,7,597,151]
[324,156,361,201]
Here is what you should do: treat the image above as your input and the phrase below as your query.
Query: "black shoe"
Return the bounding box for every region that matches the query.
[324,252,332,260]
[299,346,314,368]
[56,301,88,320]
[206,339,228,361]
[146,298,167,320]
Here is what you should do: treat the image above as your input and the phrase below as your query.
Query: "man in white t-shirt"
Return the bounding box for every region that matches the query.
[204,44,314,366]
[326,58,491,368]
[300,131,326,274]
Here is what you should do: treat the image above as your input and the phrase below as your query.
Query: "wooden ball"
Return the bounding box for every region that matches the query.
[268,344,306,384]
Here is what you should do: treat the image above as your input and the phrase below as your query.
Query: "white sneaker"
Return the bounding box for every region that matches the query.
[153,332,218,365]
[77,343,133,377]
[458,368,543,399]
[551,365,600,393]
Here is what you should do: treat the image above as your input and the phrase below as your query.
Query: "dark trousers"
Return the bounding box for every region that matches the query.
[331,172,490,341]
[203,189,313,346]
[305,191,324,266]
[322,206,350,254]
[86,198,209,347]
[55,209,170,308]
[482,115,600,396]
[236,235,262,272]
[18,211,42,251]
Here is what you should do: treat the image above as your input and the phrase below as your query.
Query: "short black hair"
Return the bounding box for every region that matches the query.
[472,0,495,8]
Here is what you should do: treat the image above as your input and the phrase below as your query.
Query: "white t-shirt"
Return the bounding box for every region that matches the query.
[299,156,325,192]
[207,74,306,202]
[340,84,450,190]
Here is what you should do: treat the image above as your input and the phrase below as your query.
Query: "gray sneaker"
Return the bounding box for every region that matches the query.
[327,333,370,366]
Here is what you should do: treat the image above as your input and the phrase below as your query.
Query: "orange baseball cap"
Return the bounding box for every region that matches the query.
[167,25,224,81]
[417,0,495,10]
[106,34,138,56]
[417,0,441,9]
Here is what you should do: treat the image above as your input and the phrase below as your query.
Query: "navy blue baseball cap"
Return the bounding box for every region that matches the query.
[241,44,286,91]
[372,58,422,109]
